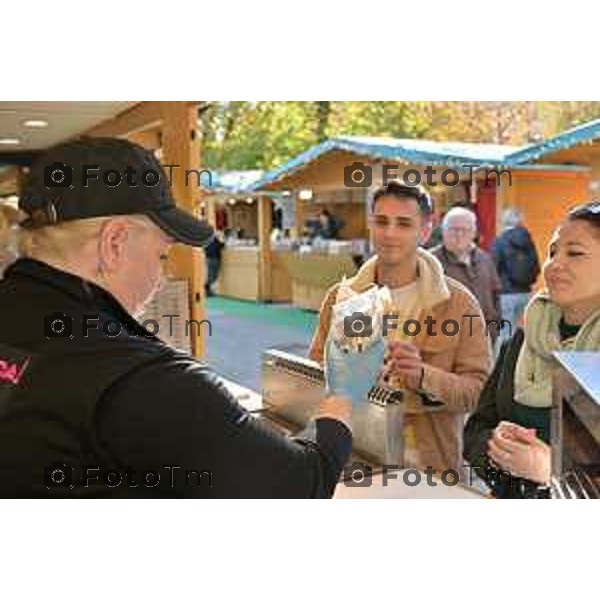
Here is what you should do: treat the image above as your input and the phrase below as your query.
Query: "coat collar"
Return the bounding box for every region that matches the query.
[343,248,451,311]
[4,258,153,339]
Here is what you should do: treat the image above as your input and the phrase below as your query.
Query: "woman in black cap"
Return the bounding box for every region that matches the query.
[0,138,367,498]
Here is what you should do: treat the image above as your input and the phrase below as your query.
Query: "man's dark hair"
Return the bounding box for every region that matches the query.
[568,200,600,234]
[369,180,434,216]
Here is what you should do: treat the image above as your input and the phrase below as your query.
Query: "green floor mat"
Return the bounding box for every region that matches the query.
[206,296,319,331]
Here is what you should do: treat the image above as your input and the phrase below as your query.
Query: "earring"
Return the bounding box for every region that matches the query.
[96,262,107,279]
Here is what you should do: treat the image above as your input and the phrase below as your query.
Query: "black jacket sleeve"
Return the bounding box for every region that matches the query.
[94,358,352,498]
[463,342,507,466]
[464,331,530,497]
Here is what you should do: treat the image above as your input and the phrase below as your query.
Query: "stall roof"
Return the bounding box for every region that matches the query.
[208,169,264,194]
[506,117,600,164]
[248,136,525,191]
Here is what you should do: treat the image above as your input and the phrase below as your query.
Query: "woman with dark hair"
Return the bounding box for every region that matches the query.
[464,200,600,498]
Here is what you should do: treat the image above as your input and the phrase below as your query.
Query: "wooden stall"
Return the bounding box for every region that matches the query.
[204,123,600,310]
[201,172,294,303]
[249,134,595,309]
[495,166,590,261]
[251,138,526,311]
[497,118,600,257]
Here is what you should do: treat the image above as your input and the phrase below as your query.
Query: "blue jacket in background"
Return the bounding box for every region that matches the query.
[492,225,540,293]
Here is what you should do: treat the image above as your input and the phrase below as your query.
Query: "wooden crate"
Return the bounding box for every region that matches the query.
[138,278,192,354]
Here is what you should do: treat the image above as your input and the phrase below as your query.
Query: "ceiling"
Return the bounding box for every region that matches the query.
[0,101,139,152]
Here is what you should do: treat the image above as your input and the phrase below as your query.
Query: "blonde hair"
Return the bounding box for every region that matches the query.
[19,216,113,262]
[0,203,19,231]
[0,204,20,274]
[3,211,154,264]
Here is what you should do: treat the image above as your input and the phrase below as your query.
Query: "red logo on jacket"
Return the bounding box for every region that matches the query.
[0,357,31,385]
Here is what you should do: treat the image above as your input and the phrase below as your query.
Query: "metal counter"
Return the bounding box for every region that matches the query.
[221,358,488,498]
[334,470,486,499]
[551,352,600,498]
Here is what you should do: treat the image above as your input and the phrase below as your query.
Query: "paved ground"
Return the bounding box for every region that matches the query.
[204,297,319,391]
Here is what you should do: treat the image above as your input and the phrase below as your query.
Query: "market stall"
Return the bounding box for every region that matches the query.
[201,171,295,302]
[206,133,593,310]
[247,136,519,310]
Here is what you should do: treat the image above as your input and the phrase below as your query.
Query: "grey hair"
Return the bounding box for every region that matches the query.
[441,206,477,231]
[501,208,522,229]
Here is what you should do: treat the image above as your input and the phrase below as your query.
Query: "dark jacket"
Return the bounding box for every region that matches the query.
[463,329,551,498]
[0,258,351,498]
[430,245,502,343]
[492,226,540,293]
[204,235,224,260]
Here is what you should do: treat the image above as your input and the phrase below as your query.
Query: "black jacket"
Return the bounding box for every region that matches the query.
[463,329,550,498]
[0,259,351,498]
[204,236,224,260]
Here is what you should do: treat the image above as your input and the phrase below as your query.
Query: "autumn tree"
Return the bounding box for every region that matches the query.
[199,101,600,171]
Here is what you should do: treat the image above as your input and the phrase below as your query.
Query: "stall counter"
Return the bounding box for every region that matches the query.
[279,251,359,311]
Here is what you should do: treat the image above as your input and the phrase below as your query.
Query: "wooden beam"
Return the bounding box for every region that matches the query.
[0,150,42,167]
[127,128,162,150]
[84,101,199,139]
[159,102,207,358]
[258,195,272,301]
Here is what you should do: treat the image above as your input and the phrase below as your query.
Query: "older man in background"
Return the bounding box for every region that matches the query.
[430,206,503,347]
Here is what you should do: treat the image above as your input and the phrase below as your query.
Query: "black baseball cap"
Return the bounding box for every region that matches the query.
[19,137,214,247]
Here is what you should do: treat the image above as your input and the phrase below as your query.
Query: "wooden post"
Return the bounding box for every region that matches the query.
[159,102,207,358]
[470,169,478,205]
[293,194,301,238]
[204,188,217,228]
[258,195,272,301]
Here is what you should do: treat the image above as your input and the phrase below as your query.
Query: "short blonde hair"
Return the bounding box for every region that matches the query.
[0,204,21,274]
[12,213,154,263]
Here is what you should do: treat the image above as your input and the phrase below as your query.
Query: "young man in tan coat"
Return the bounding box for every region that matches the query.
[309,181,493,474]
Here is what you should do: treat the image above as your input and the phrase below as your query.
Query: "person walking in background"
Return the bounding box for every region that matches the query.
[430,207,503,347]
[492,208,540,343]
[204,230,225,297]
[318,208,343,240]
